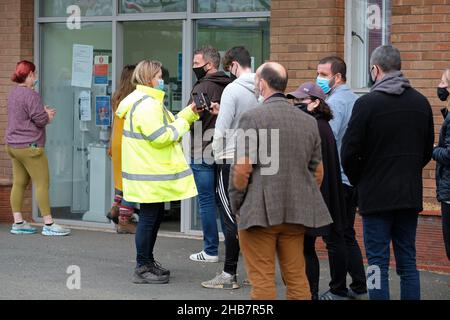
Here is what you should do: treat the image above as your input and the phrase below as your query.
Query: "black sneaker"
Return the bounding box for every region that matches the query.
[132,265,169,284]
[148,261,170,276]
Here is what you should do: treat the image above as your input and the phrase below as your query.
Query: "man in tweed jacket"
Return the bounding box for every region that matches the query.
[229,62,332,300]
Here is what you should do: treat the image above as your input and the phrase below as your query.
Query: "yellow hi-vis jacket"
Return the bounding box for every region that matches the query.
[116,85,199,203]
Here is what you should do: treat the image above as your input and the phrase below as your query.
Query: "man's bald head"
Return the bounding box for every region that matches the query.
[260,62,288,93]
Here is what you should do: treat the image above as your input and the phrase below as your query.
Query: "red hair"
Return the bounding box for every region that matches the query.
[11,60,36,84]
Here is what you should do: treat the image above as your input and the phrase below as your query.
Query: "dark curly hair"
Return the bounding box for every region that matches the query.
[311,97,333,122]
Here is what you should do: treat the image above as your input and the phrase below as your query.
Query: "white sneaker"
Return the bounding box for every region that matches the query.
[42,223,71,236]
[189,250,219,263]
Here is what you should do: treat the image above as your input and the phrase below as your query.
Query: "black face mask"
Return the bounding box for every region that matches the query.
[295,103,309,112]
[229,63,238,81]
[368,66,377,87]
[437,87,450,102]
[193,64,208,80]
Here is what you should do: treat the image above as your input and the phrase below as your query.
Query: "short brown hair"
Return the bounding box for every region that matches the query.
[222,46,251,72]
[194,45,221,69]
[318,56,347,81]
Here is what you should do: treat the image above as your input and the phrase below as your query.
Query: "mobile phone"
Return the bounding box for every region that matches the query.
[201,93,212,110]
[192,92,206,110]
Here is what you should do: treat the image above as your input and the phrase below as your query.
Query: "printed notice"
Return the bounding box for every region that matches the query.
[95,96,111,127]
[71,44,94,88]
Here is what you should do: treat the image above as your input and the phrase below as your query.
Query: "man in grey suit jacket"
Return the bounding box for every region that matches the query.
[229,62,332,300]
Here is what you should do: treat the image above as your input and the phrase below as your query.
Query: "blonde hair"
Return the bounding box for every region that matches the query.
[444,69,450,84]
[132,60,162,87]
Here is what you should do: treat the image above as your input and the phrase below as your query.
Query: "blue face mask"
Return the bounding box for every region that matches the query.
[33,79,39,88]
[316,76,331,94]
[157,79,165,91]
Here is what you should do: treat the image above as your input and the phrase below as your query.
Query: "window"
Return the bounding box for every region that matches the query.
[196,18,270,72]
[190,18,270,231]
[35,0,270,231]
[40,22,113,221]
[123,21,183,112]
[40,0,113,17]
[119,0,187,13]
[346,0,391,90]
[195,0,271,13]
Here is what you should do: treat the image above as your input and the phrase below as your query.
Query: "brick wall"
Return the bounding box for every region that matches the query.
[390,1,450,212]
[270,0,345,93]
[0,0,34,222]
[272,0,448,212]
[316,215,450,274]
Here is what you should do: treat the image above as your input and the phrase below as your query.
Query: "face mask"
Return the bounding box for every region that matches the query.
[316,76,331,94]
[254,81,261,99]
[157,79,165,91]
[229,63,238,81]
[437,87,449,102]
[368,66,378,87]
[255,83,265,102]
[368,75,375,87]
[33,79,39,88]
[295,103,308,112]
[193,64,208,80]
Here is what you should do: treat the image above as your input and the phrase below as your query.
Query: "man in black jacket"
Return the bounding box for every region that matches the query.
[188,46,232,266]
[341,45,434,300]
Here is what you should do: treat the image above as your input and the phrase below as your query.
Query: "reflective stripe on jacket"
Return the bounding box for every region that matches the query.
[116,85,199,203]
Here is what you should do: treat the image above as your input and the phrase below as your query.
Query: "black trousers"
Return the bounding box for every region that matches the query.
[342,184,367,294]
[304,225,349,298]
[304,184,367,297]
[441,202,450,261]
[216,164,240,275]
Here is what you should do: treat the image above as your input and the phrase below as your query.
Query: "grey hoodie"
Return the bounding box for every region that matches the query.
[212,72,258,161]
[371,71,411,95]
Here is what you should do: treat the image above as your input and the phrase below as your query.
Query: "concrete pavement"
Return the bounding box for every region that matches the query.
[0,224,448,300]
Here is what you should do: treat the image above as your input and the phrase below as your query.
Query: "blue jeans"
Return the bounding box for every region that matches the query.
[135,202,165,267]
[191,161,220,256]
[362,210,420,300]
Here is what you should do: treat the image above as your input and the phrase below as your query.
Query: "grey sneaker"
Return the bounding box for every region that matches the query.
[347,288,368,300]
[132,265,169,284]
[10,221,37,235]
[42,223,71,236]
[201,271,240,290]
[319,290,351,300]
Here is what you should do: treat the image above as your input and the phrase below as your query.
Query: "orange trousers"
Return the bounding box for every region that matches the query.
[239,224,311,300]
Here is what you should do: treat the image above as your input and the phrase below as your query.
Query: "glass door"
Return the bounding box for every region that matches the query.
[190,17,270,231]
[40,22,113,223]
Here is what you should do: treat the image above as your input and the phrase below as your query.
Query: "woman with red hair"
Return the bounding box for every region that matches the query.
[6,60,70,236]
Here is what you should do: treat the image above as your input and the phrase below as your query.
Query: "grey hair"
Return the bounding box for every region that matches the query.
[194,45,221,69]
[370,45,402,72]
